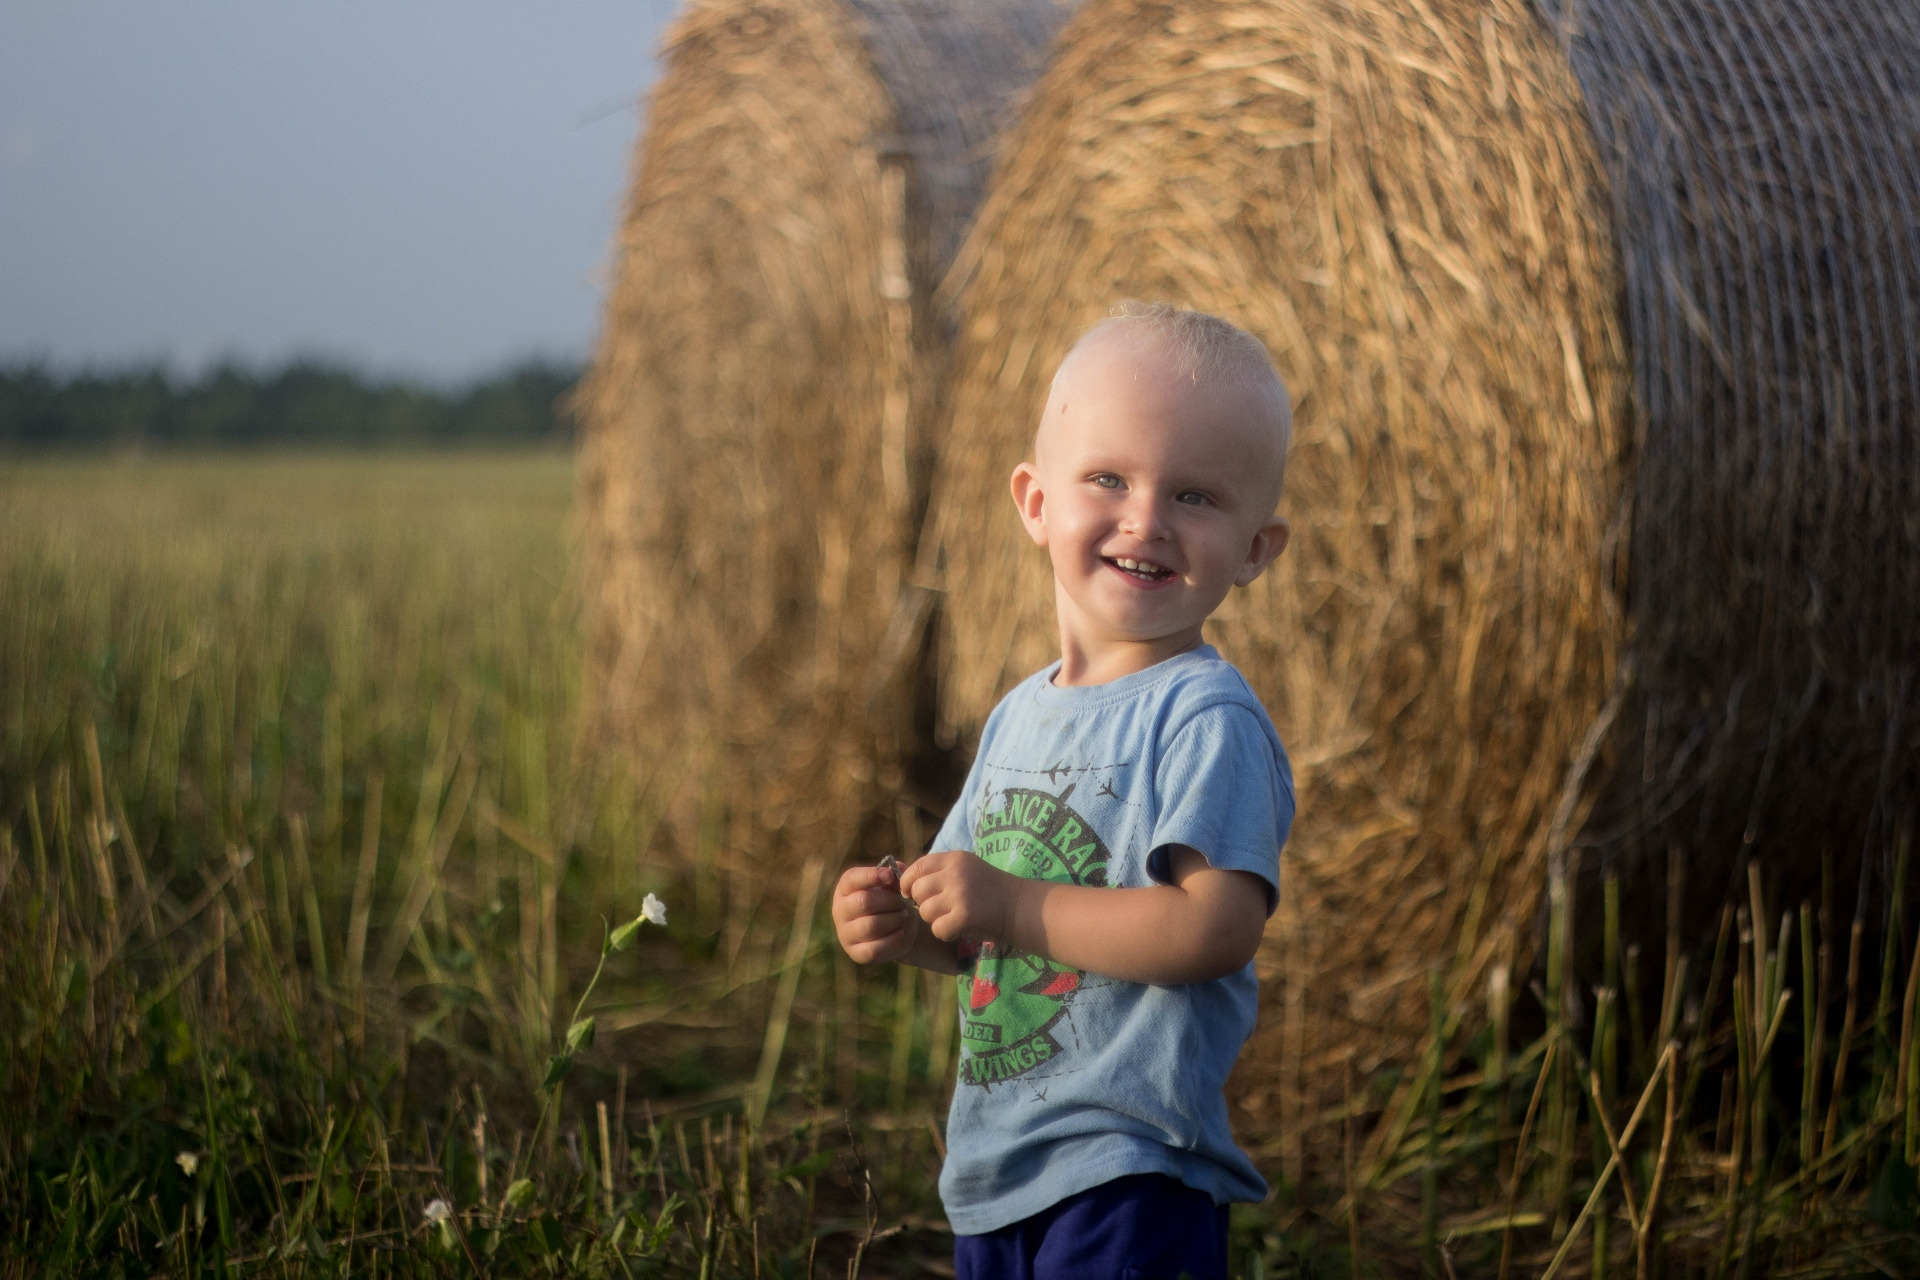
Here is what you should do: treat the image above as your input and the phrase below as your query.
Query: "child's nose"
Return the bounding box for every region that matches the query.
[1120,493,1172,540]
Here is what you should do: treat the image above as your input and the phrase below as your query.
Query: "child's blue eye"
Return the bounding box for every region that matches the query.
[1092,474,1122,489]
[1176,490,1209,506]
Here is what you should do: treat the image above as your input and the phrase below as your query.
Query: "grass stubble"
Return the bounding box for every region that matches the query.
[1,453,1916,1277]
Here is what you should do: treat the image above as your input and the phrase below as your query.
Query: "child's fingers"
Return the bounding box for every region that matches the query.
[901,855,960,905]
[911,875,986,942]
[837,913,912,964]
[896,850,956,897]
[833,883,910,921]
[839,908,911,946]
[839,900,906,930]
[866,890,915,920]
[918,895,967,943]
[836,865,897,896]
[910,876,950,919]
[840,905,906,936]
[843,924,910,965]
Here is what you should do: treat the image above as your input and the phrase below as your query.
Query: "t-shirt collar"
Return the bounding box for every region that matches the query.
[1032,643,1223,709]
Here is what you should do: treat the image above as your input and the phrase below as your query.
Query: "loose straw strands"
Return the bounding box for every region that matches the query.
[577,0,1069,876]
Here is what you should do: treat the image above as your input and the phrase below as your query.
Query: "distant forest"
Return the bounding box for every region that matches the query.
[0,359,582,448]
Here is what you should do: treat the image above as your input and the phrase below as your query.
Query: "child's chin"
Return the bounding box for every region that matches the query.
[1068,585,1201,638]
[1096,609,1202,642]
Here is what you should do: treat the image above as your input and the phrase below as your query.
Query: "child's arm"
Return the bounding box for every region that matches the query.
[897,846,1266,985]
[831,864,964,975]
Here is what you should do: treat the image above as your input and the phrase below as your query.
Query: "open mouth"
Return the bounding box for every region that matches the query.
[1104,555,1175,583]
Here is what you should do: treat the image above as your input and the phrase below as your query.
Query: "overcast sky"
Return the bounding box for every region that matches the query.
[0,2,678,382]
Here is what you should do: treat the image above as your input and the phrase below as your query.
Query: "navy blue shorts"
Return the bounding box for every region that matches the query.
[953,1173,1230,1280]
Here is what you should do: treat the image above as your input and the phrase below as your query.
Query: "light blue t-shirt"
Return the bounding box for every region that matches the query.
[929,645,1294,1236]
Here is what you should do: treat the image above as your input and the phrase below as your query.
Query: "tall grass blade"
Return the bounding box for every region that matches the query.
[375,746,478,985]
[888,959,916,1116]
[1637,1042,1679,1280]
[1497,1035,1557,1280]
[748,857,825,1129]
[1825,917,1866,1157]
[1801,901,1819,1166]
[289,814,330,991]
[1541,1043,1675,1280]
[347,771,384,992]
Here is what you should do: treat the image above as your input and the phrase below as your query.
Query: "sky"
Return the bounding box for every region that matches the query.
[0,2,680,383]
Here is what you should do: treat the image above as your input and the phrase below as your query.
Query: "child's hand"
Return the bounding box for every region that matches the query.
[831,863,920,965]
[897,851,1024,945]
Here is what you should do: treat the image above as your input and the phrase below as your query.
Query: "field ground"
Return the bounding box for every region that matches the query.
[2,452,1916,1277]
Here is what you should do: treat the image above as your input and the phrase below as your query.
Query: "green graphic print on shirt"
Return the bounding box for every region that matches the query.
[957,783,1110,1088]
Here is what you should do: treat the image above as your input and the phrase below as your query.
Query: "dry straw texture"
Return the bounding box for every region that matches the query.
[1543,0,1920,930]
[926,0,1632,1158]
[578,0,1068,878]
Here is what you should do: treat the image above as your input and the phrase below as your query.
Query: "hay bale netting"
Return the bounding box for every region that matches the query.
[578,0,1070,877]
[925,0,1631,1152]
[1541,0,1920,945]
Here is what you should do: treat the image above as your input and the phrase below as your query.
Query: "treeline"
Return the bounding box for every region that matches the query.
[0,359,581,448]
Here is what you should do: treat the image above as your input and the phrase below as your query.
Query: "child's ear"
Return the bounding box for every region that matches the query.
[1010,461,1049,547]
[1234,514,1290,587]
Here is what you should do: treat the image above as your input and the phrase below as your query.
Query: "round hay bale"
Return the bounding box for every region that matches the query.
[578,0,1070,875]
[1543,0,1920,943]
[931,0,1920,1166]
[924,0,1632,1153]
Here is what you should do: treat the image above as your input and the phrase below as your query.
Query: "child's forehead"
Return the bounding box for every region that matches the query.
[1055,322,1186,384]
[1054,411,1266,482]
[1037,329,1289,503]
[1043,336,1277,446]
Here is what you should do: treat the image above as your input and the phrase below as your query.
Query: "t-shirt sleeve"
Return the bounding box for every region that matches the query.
[1147,702,1293,911]
[930,715,997,854]
[928,680,1030,855]
[931,769,979,854]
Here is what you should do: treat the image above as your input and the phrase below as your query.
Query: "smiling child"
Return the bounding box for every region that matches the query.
[832,302,1296,1280]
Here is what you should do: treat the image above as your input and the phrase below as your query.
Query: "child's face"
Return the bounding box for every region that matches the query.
[1011,333,1290,657]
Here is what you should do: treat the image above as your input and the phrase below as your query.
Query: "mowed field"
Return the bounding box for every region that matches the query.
[4,454,1919,1279]
[0,453,957,1278]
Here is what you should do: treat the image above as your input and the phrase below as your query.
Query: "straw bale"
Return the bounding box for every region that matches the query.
[924,0,1632,1154]
[1541,0,1920,940]
[577,0,1069,875]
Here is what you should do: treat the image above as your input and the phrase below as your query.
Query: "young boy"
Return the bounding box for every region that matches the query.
[832,302,1295,1280]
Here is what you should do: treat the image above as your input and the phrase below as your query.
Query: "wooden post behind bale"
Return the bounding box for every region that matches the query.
[923,0,1632,1167]
[1538,0,1920,971]
[577,0,1071,888]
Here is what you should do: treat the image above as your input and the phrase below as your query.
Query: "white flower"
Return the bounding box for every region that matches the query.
[175,1151,200,1177]
[642,893,667,926]
[423,1198,453,1224]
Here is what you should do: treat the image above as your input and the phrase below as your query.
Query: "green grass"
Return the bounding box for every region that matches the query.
[0,452,953,1278]
[2,452,1917,1278]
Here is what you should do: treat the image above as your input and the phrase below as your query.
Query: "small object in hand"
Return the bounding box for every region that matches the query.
[877,854,901,888]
